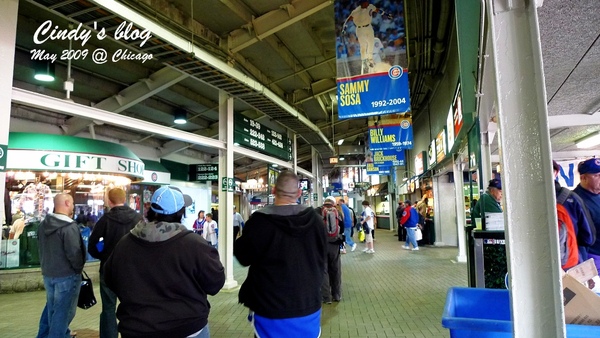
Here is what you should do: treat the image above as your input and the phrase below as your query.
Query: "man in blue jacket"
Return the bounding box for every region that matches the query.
[338,199,357,252]
[573,158,600,272]
[553,161,594,264]
[400,200,420,251]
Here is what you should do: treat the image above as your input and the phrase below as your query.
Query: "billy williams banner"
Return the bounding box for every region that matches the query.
[368,114,413,151]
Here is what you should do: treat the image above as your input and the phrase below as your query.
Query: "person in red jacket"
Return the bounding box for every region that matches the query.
[400,200,420,251]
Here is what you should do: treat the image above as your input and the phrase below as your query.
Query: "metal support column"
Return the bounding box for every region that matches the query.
[217,90,238,290]
[311,147,321,207]
[292,133,297,174]
[488,0,564,337]
[0,0,18,226]
[480,131,492,186]
[453,157,468,262]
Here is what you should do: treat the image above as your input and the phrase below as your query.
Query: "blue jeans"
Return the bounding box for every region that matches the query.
[37,274,81,338]
[405,228,418,249]
[187,324,210,338]
[344,227,355,247]
[100,272,118,338]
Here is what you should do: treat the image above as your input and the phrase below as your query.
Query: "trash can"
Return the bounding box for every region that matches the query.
[442,287,600,338]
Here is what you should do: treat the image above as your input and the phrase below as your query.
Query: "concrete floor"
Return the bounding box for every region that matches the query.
[0,230,466,337]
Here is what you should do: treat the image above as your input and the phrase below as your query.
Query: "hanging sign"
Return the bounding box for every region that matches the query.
[436,129,447,163]
[366,162,390,175]
[367,114,413,150]
[334,0,411,119]
[373,148,405,167]
[234,115,291,161]
[428,140,436,168]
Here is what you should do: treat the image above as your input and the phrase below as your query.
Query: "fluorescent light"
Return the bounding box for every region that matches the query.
[34,61,55,82]
[337,139,344,145]
[174,108,187,124]
[339,156,345,161]
[576,132,600,149]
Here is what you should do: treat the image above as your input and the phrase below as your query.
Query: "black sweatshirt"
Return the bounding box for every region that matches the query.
[234,205,327,319]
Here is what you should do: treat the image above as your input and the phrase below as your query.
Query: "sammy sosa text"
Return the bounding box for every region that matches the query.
[30,20,153,64]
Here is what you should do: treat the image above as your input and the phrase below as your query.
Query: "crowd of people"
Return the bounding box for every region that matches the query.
[33,157,600,337]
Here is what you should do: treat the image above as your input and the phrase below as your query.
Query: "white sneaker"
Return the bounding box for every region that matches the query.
[367,249,375,254]
[362,248,369,252]
[412,247,419,251]
[402,246,410,250]
[351,243,357,252]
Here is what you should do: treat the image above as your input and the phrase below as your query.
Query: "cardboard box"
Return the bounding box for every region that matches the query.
[563,259,600,325]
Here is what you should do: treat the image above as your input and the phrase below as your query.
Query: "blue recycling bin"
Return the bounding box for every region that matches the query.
[442,287,600,338]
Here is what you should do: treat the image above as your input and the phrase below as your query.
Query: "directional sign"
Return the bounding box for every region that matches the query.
[0,144,6,171]
[221,177,235,192]
[234,115,292,161]
[191,164,218,181]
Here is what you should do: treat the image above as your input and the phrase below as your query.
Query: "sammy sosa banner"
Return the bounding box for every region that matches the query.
[335,0,411,119]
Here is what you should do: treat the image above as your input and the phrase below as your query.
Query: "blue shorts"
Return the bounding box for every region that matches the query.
[250,309,321,338]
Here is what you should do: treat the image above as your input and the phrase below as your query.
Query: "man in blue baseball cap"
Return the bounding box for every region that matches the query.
[574,158,600,273]
[104,186,225,338]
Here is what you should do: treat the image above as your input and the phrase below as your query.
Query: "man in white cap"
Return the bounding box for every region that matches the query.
[104,186,225,338]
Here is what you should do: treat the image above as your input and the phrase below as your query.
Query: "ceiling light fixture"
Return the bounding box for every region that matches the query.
[339,156,345,161]
[337,139,344,145]
[174,108,187,125]
[33,61,55,82]
[576,131,600,149]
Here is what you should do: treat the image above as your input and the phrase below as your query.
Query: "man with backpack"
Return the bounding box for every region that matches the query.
[320,196,344,303]
[554,160,594,269]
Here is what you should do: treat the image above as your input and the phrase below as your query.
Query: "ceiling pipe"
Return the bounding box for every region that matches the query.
[12,87,226,150]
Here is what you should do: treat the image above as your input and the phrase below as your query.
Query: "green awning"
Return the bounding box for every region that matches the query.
[141,159,171,185]
[7,132,144,179]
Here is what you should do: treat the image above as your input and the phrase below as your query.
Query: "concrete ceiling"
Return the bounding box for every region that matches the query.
[9,0,599,181]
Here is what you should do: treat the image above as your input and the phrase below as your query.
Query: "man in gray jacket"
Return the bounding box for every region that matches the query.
[37,193,85,338]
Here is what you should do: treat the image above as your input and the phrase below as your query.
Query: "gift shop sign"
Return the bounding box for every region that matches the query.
[7,150,144,178]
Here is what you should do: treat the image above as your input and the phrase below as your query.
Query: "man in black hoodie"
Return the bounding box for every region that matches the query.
[234,171,327,337]
[37,193,85,338]
[104,186,225,338]
[88,188,142,338]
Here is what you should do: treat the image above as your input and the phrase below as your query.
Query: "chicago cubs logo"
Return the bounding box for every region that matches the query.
[388,65,403,79]
[400,120,410,129]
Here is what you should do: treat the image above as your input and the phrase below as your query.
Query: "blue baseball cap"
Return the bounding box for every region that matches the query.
[151,186,192,215]
[578,158,600,175]
[488,179,502,190]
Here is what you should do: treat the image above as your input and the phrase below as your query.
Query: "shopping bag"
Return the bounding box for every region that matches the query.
[77,270,97,309]
[415,228,423,241]
[358,229,365,242]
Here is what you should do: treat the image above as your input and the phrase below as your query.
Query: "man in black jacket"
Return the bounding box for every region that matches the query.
[88,188,142,338]
[104,186,225,338]
[234,171,327,338]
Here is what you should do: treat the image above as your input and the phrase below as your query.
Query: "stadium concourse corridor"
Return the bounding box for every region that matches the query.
[0,230,466,337]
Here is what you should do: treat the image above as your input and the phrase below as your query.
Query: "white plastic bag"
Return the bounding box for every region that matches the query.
[415,228,423,241]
